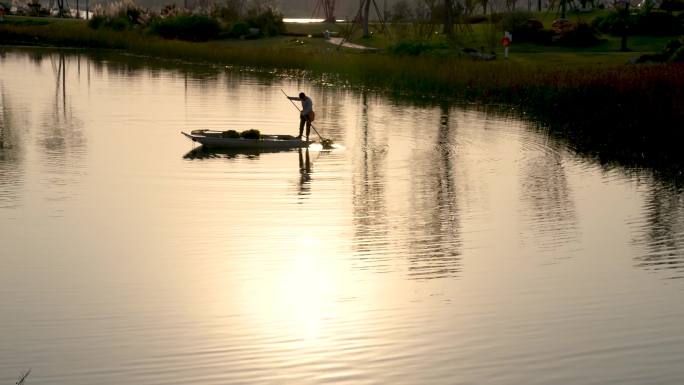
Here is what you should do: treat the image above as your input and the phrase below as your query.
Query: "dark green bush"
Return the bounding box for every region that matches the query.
[150,15,221,41]
[660,0,684,12]
[664,37,684,61]
[245,8,284,36]
[499,11,532,33]
[555,22,601,46]
[126,7,143,25]
[240,129,261,139]
[519,19,545,42]
[635,37,683,62]
[497,12,547,43]
[593,10,681,36]
[210,0,243,21]
[88,15,132,31]
[592,11,634,34]
[389,41,449,56]
[229,20,250,37]
[107,17,131,31]
[89,15,132,31]
[88,15,106,29]
[636,11,681,35]
[670,45,684,62]
[534,28,555,44]
[464,15,488,24]
[488,13,504,23]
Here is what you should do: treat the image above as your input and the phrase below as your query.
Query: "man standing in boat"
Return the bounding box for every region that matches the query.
[287,92,314,140]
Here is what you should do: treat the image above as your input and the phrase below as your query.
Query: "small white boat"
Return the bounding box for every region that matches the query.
[182,130,311,150]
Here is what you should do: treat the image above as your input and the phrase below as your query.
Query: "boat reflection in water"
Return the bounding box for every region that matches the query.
[183,145,316,162]
[183,146,314,197]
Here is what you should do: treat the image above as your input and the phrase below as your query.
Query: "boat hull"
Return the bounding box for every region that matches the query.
[182,132,311,149]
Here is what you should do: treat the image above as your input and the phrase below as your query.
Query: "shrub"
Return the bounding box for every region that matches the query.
[534,28,555,44]
[88,15,132,30]
[88,0,149,30]
[244,7,284,36]
[634,37,683,62]
[107,17,131,30]
[464,15,488,24]
[592,11,633,35]
[594,9,681,36]
[211,0,244,22]
[487,13,504,23]
[554,22,601,46]
[670,44,684,62]
[635,10,680,35]
[229,20,250,37]
[389,41,449,56]
[240,129,261,139]
[390,0,413,22]
[660,0,684,12]
[664,37,684,61]
[498,11,532,33]
[498,12,545,42]
[88,15,106,29]
[150,15,221,41]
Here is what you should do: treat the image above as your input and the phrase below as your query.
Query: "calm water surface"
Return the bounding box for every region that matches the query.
[1,48,683,385]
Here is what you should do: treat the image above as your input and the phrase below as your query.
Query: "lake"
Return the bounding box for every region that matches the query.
[1,48,683,385]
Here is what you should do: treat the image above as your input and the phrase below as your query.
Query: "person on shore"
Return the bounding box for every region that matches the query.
[287,92,314,140]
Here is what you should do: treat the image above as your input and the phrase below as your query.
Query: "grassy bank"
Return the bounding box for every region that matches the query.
[2,17,684,166]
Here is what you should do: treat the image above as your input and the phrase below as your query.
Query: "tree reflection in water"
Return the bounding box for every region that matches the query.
[0,84,24,210]
[634,181,684,279]
[404,103,462,280]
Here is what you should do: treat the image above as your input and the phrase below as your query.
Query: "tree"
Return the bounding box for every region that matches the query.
[55,0,67,17]
[443,0,453,35]
[619,0,630,51]
[506,0,519,10]
[480,0,490,14]
[363,0,371,37]
[391,0,413,21]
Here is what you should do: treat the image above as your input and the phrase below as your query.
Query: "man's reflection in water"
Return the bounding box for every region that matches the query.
[298,148,311,196]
